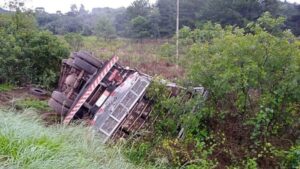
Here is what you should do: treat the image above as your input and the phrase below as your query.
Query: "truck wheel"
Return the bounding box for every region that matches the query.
[30,87,47,96]
[48,98,69,116]
[51,91,73,108]
[75,51,102,68]
[63,58,79,69]
[73,57,97,74]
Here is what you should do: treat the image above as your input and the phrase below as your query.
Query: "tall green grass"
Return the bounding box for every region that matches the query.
[15,98,49,111]
[0,109,141,169]
[0,84,14,92]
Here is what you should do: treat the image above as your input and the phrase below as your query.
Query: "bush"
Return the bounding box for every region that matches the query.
[0,13,69,88]
[123,78,213,168]
[189,23,299,137]
[285,145,300,169]
[125,13,300,168]
[159,43,175,58]
[125,142,151,164]
[187,14,300,167]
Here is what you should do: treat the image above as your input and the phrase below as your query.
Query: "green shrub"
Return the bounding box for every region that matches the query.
[159,43,175,58]
[244,158,258,169]
[189,24,299,137]
[155,118,177,136]
[187,13,300,167]
[0,13,69,88]
[124,78,212,168]
[126,13,300,169]
[285,145,300,169]
[125,142,151,165]
[0,83,14,92]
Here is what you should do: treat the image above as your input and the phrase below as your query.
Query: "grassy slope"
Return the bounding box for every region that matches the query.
[82,36,167,65]
[0,109,142,169]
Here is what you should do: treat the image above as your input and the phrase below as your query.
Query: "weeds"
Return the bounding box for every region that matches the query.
[0,110,140,169]
[15,98,49,111]
[0,84,14,92]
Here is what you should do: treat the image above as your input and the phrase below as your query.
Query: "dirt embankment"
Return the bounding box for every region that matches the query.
[0,87,64,125]
[0,88,28,106]
[0,87,49,106]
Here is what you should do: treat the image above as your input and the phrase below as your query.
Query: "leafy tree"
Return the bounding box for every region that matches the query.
[22,31,70,87]
[201,0,262,27]
[64,33,84,51]
[7,0,299,39]
[233,0,262,21]
[125,13,300,168]
[95,17,117,41]
[0,12,69,88]
[261,0,280,16]
[154,0,300,36]
[68,4,78,16]
[283,3,300,35]
[255,12,286,36]
[125,0,158,39]
[179,0,204,28]
[157,0,176,37]
[127,0,151,18]
[114,10,130,36]
[147,7,160,38]
[79,4,88,15]
[61,16,83,33]
[36,12,58,28]
[130,16,150,41]
[6,0,26,11]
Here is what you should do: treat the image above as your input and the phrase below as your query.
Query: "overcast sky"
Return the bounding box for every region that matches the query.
[0,0,299,13]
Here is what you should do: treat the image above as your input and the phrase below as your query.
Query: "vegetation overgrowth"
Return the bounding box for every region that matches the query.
[0,0,299,169]
[0,109,144,169]
[124,13,300,168]
[15,0,300,39]
[0,11,69,88]
[14,98,49,112]
[0,83,14,92]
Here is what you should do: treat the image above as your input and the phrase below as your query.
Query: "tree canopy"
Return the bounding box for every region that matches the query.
[28,0,300,38]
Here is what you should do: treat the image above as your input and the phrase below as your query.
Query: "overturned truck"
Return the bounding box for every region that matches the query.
[48,51,206,143]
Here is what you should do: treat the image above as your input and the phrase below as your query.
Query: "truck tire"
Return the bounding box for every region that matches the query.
[48,98,69,116]
[75,51,102,68]
[73,57,97,74]
[30,87,47,96]
[51,91,73,108]
[63,58,79,69]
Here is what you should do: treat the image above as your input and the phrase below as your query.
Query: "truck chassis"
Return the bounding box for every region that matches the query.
[48,51,206,143]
